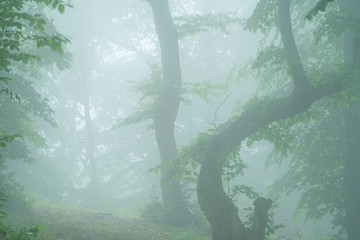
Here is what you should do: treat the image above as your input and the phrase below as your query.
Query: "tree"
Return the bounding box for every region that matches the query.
[31,0,162,208]
[254,1,360,239]
[117,0,248,226]
[196,0,345,239]
[145,0,194,226]
[0,0,70,207]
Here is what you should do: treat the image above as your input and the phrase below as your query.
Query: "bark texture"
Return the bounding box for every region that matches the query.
[344,106,360,240]
[147,0,194,227]
[197,1,343,239]
[341,1,360,239]
[252,198,273,240]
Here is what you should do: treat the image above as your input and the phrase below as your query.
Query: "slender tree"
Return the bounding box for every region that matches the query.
[145,0,194,226]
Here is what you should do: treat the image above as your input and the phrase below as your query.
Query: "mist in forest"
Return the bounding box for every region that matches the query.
[0,0,359,239]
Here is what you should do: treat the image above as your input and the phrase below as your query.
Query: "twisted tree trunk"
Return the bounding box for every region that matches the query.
[196,1,343,239]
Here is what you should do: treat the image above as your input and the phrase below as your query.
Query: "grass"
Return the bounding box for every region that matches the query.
[3,206,210,240]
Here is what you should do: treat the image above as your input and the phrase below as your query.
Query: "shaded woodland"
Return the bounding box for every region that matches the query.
[0,0,359,239]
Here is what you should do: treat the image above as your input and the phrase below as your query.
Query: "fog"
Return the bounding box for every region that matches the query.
[1,0,359,239]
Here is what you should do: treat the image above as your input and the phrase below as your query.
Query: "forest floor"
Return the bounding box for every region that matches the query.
[4,206,211,240]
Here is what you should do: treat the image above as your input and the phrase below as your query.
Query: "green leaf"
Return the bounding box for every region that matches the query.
[58,4,65,14]
[0,77,10,84]
[52,0,58,9]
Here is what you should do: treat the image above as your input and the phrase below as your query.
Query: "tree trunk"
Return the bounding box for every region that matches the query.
[83,79,99,206]
[197,1,343,239]
[344,106,360,240]
[340,1,360,239]
[147,0,194,227]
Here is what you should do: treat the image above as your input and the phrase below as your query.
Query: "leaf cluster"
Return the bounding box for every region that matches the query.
[222,147,246,183]
[1,224,43,240]
[0,133,21,149]
[0,0,70,73]
[230,185,259,201]
[174,12,241,39]
[244,0,278,33]
[0,0,70,218]
[237,1,358,235]
[269,103,347,236]
[182,81,227,105]
[247,107,320,165]
[152,125,250,203]
[113,64,162,128]
[313,8,360,42]
[149,131,212,184]
[115,64,226,128]
[0,191,8,221]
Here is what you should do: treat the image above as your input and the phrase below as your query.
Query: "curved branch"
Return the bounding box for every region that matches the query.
[197,80,341,239]
[196,0,343,239]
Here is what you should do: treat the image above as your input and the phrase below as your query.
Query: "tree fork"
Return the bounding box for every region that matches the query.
[196,0,343,239]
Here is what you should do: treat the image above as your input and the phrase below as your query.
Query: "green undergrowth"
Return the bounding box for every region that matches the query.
[2,206,210,240]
